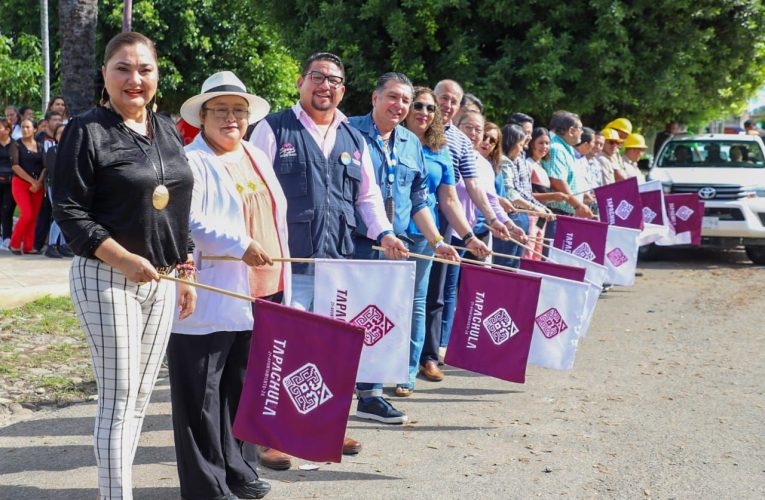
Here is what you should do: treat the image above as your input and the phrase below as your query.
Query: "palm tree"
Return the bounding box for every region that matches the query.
[59,0,97,116]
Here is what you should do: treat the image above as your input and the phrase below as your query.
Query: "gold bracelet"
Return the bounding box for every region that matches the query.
[429,235,444,249]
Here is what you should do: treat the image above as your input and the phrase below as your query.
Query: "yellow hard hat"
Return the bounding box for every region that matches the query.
[623,133,647,149]
[601,128,623,142]
[605,117,633,135]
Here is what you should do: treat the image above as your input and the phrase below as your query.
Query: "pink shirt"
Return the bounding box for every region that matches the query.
[250,103,392,240]
[454,153,511,228]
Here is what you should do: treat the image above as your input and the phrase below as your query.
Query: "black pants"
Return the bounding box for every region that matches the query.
[34,189,52,250]
[167,330,260,500]
[0,181,14,240]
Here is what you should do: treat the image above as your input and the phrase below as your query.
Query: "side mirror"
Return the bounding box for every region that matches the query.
[638,158,650,171]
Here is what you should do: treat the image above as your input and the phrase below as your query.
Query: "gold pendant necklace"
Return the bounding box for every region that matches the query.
[153,185,170,210]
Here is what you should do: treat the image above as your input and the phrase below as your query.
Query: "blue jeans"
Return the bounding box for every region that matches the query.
[493,212,529,268]
[398,235,433,389]
[352,237,386,399]
[289,266,315,311]
[439,236,467,348]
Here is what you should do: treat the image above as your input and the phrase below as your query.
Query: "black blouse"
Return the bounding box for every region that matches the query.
[0,141,11,180]
[10,140,45,180]
[52,107,194,267]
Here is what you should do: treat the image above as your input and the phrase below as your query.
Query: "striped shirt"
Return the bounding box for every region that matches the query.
[542,134,577,214]
[444,123,477,182]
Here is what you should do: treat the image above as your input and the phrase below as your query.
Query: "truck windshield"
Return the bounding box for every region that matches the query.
[657,140,765,168]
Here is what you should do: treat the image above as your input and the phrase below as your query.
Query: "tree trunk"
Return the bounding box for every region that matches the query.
[59,0,97,116]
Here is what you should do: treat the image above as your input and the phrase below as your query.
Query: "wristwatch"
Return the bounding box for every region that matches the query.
[487,217,498,226]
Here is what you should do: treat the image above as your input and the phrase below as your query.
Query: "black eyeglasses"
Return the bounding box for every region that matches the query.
[412,102,436,113]
[304,71,344,88]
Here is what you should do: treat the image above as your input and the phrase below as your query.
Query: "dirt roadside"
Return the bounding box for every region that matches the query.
[0,247,763,499]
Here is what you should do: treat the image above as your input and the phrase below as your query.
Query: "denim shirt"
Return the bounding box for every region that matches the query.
[349,113,429,235]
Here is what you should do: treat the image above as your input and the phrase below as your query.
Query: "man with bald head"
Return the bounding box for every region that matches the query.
[418,80,511,381]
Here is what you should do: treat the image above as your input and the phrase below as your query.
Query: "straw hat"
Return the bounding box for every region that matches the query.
[180,71,270,128]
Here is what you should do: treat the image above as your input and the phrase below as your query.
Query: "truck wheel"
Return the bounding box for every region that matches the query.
[638,243,661,261]
[745,245,765,265]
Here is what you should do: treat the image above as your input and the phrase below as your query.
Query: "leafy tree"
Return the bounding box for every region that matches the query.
[97,0,300,112]
[266,0,765,129]
[0,34,45,109]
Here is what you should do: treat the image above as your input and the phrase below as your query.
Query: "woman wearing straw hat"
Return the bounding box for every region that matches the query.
[169,71,291,500]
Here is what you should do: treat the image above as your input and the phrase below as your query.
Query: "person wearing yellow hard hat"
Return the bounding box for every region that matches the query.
[594,128,623,185]
[605,117,632,140]
[621,132,647,182]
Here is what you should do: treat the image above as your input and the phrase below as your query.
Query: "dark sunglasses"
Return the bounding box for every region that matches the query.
[482,134,497,145]
[412,102,436,113]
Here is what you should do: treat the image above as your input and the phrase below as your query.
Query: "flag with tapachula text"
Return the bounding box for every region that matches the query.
[595,177,644,230]
[553,215,610,266]
[233,300,364,463]
[314,259,415,384]
[445,264,541,383]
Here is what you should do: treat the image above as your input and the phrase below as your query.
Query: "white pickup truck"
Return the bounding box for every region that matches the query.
[647,133,765,264]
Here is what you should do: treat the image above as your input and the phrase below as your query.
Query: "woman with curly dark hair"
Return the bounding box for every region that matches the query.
[398,86,489,396]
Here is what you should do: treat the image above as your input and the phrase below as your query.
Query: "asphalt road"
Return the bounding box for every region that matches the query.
[1,247,763,499]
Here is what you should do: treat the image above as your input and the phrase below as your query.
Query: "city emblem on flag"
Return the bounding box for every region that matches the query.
[483,308,519,345]
[642,206,657,224]
[615,200,634,220]
[676,205,694,221]
[573,242,597,261]
[535,308,568,339]
[283,363,334,415]
[606,247,629,267]
[350,305,395,346]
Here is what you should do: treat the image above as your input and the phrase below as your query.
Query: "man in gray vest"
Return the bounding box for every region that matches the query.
[251,52,407,469]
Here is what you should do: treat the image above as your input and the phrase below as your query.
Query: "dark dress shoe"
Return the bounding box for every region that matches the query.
[45,246,63,258]
[342,436,362,455]
[58,245,74,257]
[230,478,271,499]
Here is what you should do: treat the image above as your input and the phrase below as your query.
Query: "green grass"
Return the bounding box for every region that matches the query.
[0,296,94,405]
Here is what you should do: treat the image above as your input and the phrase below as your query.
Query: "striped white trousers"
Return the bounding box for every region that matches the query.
[70,256,175,500]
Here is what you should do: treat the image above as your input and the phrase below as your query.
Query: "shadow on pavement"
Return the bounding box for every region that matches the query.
[347,422,498,432]
[638,246,755,270]
[0,445,176,474]
[0,413,171,438]
[0,486,178,499]
[262,469,402,482]
[412,387,523,396]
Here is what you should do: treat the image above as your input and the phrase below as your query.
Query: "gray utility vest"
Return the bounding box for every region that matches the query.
[266,109,365,259]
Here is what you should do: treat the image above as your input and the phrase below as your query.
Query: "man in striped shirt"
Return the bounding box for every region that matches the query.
[420,80,510,381]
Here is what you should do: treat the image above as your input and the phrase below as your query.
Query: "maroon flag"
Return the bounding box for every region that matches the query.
[233,299,364,463]
[639,189,665,225]
[594,177,644,229]
[665,194,703,246]
[519,258,586,282]
[445,264,541,383]
[553,215,610,265]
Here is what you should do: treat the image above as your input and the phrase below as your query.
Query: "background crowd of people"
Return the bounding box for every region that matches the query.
[0,96,71,257]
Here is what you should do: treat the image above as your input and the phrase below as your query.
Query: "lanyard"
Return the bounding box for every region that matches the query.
[130,122,165,186]
[372,123,397,200]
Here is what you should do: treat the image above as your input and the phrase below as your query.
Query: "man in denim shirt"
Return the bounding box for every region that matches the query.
[349,72,459,424]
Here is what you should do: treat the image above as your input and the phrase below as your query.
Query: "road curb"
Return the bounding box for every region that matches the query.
[0,284,70,310]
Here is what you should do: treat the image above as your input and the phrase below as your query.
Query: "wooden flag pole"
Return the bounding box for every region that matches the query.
[452,245,521,261]
[371,246,518,273]
[511,207,556,219]
[160,275,256,303]
[506,235,548,260]
[200,255,316,264]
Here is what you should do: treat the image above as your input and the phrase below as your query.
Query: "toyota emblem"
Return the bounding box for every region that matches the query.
[698,186,716,199]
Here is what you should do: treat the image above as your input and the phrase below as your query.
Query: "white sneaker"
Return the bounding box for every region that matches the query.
[0,238,9,251]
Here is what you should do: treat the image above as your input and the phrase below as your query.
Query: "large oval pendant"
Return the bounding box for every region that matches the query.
[152,184,170,210]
